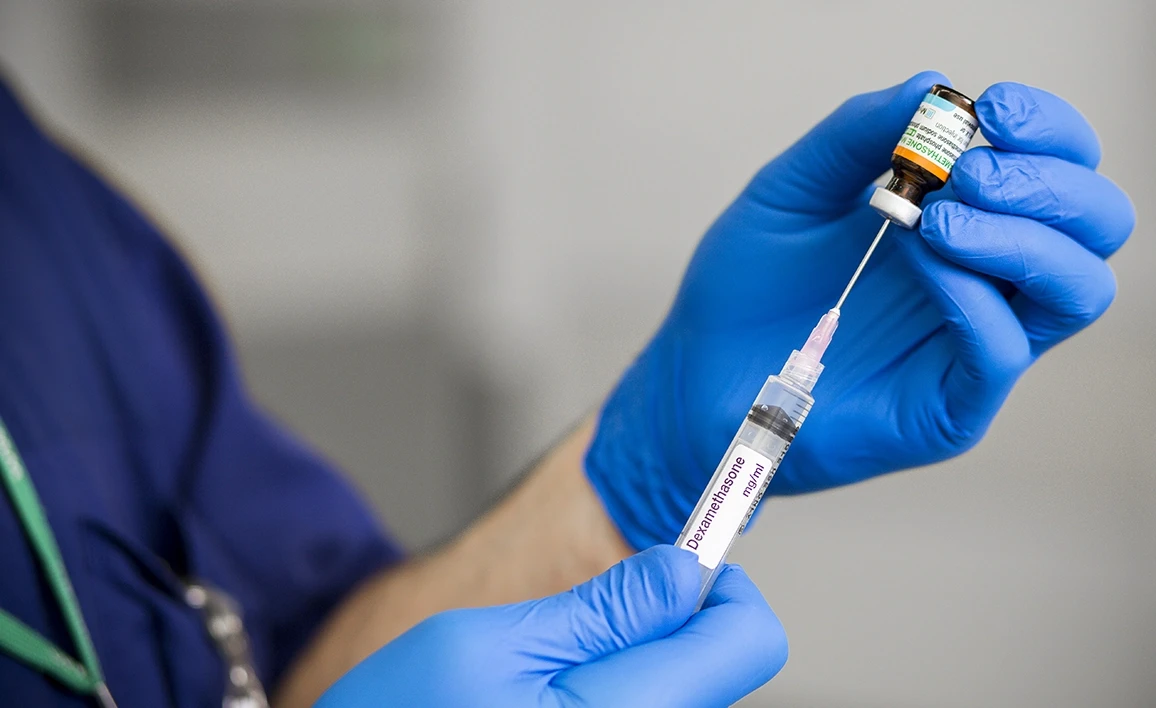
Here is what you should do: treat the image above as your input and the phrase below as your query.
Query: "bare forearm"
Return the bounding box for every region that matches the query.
[274,416,632,708]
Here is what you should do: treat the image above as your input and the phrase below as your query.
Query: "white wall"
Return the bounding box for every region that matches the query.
[2,1,1152,705]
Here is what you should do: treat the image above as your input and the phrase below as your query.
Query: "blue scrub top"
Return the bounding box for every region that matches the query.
[0,77,403,706]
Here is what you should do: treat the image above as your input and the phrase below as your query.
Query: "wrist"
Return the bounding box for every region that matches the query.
[543,417,636,575]
[445,416,632,596]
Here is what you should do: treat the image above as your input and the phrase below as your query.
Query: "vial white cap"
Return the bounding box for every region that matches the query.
[869,187,922,229]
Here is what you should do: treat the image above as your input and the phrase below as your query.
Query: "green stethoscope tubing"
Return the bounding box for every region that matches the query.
[0,418,111,702]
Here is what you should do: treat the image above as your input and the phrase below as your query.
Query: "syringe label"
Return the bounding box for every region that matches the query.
[678,444,773,570]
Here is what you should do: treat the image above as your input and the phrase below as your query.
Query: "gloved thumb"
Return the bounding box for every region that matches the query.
[513,545,701,665]
[748,70,948,215]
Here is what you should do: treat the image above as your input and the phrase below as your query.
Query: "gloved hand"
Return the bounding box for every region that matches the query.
[314,546,787,707]
[586,72,1135,549]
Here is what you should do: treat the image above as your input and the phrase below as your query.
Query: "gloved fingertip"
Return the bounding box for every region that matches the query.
[975,82,1039,144]
[976,82,1102,167]
[754,69,956,211]
[915,199,962,250]
[921,198,1000,240]
[903,70,952,93]
[704,566,789,674]
[869,70,950,119]
[642,544,703,577]
[1119,190,1138,242]
[914,201,1002,270]
[948,147,995,200]
[630,545,704,615]
[701,564,763,611]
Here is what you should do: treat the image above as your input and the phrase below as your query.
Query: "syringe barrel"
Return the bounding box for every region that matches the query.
[675,368,814,609]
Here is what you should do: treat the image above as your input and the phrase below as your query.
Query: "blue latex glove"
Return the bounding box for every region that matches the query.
[586,72,1135,549]
[314,546,787,707]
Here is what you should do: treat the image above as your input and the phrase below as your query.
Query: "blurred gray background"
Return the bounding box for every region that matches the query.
[1,1,1152,706]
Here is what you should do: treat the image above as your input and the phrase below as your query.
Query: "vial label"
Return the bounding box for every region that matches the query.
[678,444,774,570]
[894,93,979,181]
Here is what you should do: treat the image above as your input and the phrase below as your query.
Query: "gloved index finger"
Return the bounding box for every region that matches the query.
[975,82,1102,169]
[749,71,948,216]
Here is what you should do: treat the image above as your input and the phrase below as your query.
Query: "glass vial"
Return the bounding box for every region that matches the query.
[870,84,979,229]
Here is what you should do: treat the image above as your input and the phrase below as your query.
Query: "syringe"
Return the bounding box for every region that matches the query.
[675,218,892,608]
[673,83,981,606]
